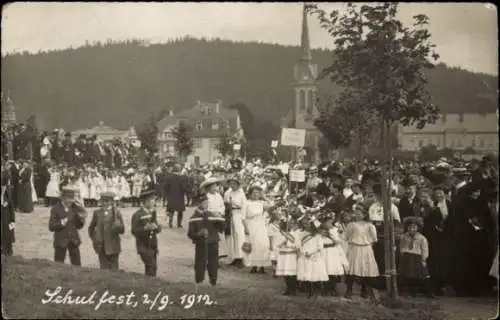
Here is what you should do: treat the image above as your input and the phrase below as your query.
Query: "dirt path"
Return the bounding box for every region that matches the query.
[12,206,499,319]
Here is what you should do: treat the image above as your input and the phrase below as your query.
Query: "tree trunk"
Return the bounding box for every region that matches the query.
[356,129,363,176]
[380,119,391,296]
[386,120,398,300]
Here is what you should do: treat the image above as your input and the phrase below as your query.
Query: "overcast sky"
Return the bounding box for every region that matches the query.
[2,2,498,75]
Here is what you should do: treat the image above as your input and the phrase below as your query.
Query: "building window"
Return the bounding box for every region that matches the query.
[418,140,423,147]
[479,138,484,148]
[194,138,202,149]
[195,121,202,130]
[427,139,432,146]
[471,138,476,147]
[202,119,212,129]
[458,113,464,123]
[307,90,314,114]
[212,122,219,130]
[441,114,446,124]
[166,133,172,140]
[299,90,306,111]
[457,139,463,147]
[224,119,231,129]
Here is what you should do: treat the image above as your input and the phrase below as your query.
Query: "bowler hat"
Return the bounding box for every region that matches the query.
[139,188,157,200]
[61,187,79,199]
[100,191,116,201]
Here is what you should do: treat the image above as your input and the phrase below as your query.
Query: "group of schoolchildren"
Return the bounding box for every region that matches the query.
[270,194,433,300]
[44,164,151,207]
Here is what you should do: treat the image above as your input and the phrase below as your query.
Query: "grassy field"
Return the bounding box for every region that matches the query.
[1,206,496,319]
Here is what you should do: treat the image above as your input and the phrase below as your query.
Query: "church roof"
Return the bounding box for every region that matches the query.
[300,4,312,62]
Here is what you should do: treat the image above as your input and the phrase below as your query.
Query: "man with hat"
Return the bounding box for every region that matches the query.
[88,191,125,270]
[398,175,422,221]
[17,159,34,213]
[48,187,87,266]
[163,164,190,228]
[1,160,16,256]
[188,192,226,286]
[131,188,162,276]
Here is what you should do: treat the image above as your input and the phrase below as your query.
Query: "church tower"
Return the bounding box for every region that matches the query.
[1,91,17,128]
[292,4,320,161]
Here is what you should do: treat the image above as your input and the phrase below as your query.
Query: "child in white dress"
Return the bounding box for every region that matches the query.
[45,167,61,206]
[297,216,329,298]
[321,217,349,296]
[344,203,380,301]
[275,219,300,296]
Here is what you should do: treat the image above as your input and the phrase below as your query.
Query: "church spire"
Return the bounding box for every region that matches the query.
[300,3,312,61]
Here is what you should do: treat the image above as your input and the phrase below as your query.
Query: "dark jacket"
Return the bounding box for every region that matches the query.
[88,207,125,255]
[164,174,190,211]
[187,208,225,244]
[48,201,86,248]
[398,196,422,220]
[2,168,16,244]
[131,207,161,254]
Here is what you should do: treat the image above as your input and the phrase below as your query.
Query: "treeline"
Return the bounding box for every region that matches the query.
[1,37,497,134]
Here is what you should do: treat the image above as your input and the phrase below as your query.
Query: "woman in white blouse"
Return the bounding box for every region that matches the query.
[243,185,271,273]
[224,176,247,268]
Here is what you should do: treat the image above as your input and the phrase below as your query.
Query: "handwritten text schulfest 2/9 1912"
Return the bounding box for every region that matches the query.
[41,286,217,310]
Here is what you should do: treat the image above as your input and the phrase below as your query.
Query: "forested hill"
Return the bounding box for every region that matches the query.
[1,37,498,131]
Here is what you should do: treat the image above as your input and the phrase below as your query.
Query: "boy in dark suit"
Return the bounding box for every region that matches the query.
[188,193,225,286]
[131,188,162,276]
[48,187,87,266]
[88,191,125,270]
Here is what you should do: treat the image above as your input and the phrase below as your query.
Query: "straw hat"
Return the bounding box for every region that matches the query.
[200,177,223,190]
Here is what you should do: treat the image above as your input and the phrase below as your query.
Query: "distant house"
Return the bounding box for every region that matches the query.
[157,100,244,165]
[72,121,138,143]
[398,112,499,155]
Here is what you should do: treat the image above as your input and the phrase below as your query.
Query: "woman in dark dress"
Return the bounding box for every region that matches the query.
[422,186,454,295]
[452,182,495,297]
[16,160,34,213]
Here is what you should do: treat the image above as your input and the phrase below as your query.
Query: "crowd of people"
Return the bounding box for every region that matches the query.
[1,128,499,301]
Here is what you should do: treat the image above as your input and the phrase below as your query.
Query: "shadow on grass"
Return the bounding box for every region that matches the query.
[2,255,445,319]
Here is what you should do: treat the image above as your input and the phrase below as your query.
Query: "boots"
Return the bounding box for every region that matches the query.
[423,278,435,299]
[345,276,354,298]
[369,285,380,301]
[330,279,339,297]
[168,213,174,228]
[283,276,297,296]
[307,282,315,298]
[177,211,183,228]
[360,284,369,298]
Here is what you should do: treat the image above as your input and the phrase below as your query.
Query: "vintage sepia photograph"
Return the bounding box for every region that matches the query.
[1,2,498,319]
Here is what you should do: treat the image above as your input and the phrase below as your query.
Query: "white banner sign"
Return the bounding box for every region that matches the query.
[233,144,241,151]
[289,169,305,182]
[271,140,278,148]
[280,128,306,147]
